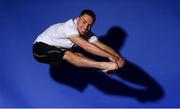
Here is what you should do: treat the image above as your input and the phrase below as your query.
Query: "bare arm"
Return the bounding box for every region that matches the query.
[94,40,125,67]
[94,40,120,57]
[69,35,112,58]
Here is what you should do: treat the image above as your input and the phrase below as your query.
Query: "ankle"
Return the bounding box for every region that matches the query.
[99,62,108,70]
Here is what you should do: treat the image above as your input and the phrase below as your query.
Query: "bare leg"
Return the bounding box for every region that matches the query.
[63,51,117,72]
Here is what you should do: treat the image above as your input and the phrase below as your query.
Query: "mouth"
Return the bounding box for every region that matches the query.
[81,30,87,35]
[79,27,88,35]
[79,31,84,36]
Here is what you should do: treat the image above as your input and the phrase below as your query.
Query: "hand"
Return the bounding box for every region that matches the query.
[116,56,125,68]
[108,55,125,69]
[101,62,118,73]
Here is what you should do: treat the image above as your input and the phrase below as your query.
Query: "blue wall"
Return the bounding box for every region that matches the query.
[0,0,180,107]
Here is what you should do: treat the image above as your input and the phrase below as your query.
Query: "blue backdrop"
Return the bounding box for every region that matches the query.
[0,0,180,107]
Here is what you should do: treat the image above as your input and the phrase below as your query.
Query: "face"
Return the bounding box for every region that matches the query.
[76,14,94,36]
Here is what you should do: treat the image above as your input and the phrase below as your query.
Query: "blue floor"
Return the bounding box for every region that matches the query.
[0,0,180,107]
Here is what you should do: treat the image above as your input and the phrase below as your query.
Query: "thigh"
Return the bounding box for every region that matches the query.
[33,42,66,66]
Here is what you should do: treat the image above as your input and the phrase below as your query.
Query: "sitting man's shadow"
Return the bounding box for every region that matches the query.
[49,26,164,102]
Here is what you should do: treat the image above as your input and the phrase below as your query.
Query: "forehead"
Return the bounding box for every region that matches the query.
[80,14,94,22]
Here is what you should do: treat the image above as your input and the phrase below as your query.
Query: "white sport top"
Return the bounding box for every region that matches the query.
[34,18,98,49]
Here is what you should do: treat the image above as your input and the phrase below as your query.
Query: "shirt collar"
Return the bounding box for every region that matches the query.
[73,18,77,28]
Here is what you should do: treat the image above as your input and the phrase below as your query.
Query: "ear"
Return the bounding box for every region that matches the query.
[77,17,80,21]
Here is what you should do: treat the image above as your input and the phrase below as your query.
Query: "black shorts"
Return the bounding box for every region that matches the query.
[33,42,66,66]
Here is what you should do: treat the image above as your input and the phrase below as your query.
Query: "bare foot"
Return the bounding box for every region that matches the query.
[101,62,118,73]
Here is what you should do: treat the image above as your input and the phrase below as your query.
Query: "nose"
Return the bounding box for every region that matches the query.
[83,24,89,31]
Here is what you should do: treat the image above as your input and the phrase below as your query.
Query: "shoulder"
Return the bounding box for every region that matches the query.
[63,19,76,27]
[60,19,79,37]
[50,19,74,29]
[63,19,78,31]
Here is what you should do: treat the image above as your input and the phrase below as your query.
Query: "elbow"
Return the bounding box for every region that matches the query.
[82,43,93,52]
[83,45,91,52]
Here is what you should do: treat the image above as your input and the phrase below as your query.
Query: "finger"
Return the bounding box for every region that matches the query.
[108,57,113,62]
[119,60,125,68]
[121,58,125,66]
[118,61,122,68]
[109,57,119,69]
[113,58,120,68]
[114,60,119,69]
[109,57,116,63]
[116,59,122,68]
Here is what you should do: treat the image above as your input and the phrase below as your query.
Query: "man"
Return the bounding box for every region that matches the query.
[33,9,125,73]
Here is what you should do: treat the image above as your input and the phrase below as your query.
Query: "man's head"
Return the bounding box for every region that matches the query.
[76,9,96,36]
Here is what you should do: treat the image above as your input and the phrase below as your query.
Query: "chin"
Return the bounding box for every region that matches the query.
[80,32,85,36]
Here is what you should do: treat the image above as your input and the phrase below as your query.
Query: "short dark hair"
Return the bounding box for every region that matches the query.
[80,9,96,23]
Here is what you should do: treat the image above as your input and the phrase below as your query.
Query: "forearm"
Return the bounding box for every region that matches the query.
[69,36,114,59]
[84,41,125,69]
[93,41,125,68]
[85,43,112,58]
[102,45,119,57]
[95,41,121,58]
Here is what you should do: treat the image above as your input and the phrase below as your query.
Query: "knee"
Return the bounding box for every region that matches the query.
[63,51,74,60]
